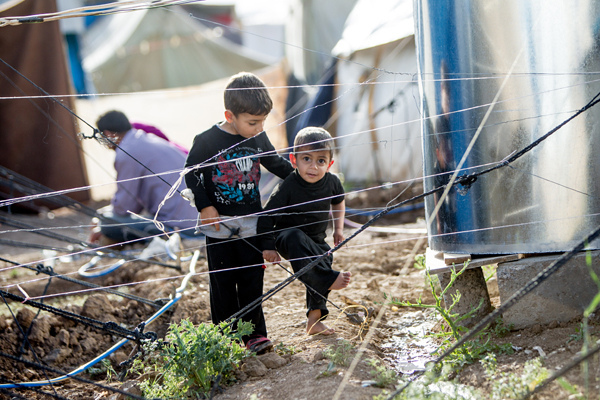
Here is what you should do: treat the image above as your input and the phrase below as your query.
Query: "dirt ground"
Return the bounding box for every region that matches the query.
[0,200,598,400]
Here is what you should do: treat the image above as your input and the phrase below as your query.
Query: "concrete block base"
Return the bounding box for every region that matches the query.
[497,251,600,330]
[439,268,493,327]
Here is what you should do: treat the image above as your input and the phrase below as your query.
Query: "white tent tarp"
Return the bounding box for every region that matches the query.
[331,0,422,184]
[332,0,414,57]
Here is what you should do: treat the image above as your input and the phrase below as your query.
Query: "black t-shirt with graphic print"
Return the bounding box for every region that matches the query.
[184,124,293,216]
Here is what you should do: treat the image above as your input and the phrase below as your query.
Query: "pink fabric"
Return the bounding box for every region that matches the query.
[131,122,189,154]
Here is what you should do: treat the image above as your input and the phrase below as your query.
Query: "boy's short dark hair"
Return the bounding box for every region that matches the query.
[224,72,273,116]
[293,126,334,159]
[97,110,131,133]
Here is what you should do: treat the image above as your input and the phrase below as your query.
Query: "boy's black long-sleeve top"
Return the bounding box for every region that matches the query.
[257,170,345,250]
[184,124,293,216]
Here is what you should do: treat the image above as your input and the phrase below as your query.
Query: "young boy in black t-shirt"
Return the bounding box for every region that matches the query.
[184,72,293,353]
[257,126,352,335]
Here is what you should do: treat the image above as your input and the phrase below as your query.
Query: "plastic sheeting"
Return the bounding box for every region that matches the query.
[81,5,274,93]
[0,0,90,211]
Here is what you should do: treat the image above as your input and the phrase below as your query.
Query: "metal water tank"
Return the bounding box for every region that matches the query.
[414,0,600,254]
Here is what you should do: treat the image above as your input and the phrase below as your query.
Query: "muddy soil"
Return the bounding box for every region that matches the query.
[0,204,597,400]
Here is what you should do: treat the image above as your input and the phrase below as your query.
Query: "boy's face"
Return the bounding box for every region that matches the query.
[290,148,333,184]
[224,111,268,139]
[101,130,121,150]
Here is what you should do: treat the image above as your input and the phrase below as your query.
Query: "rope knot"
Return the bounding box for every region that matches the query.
[77,128,101,140]
[133,322,157,343]
[35,264,53,275]
[103,321,119,330]
[153,298,170,307]
[457,174,477,190]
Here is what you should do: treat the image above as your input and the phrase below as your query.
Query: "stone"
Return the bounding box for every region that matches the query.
[57,329,71,346]
[111,350,129,366]
[312,350,325,362]
[22,368,36,379]
[28,316,51,343]
[16,308,35,330]
[43,347,71,364]
[81,294,115,321]
[80,336,98,353]
[234,368,248,381]
[241,356,267,377]
[70,334,80,347]
[367,277,380,290]
[115,380,143,400]
[258,352,287,369]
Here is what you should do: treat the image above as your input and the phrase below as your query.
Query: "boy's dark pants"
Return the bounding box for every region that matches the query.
[275,228,339,318]
[205,235,267,343]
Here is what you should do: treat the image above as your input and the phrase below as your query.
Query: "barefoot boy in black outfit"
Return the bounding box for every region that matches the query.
[185,72,293,353]
[257,126,351,335]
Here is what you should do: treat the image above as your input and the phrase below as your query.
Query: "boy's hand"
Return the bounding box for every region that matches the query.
[89,227,102,244]
[263,250,281,263]
[89,218,102,244]
[333,230,345,247]
[200,206,221,231]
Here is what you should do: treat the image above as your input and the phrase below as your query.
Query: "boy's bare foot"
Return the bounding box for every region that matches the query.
[307,320,335,336]
[329,271,351,290]
[307,309,335,335]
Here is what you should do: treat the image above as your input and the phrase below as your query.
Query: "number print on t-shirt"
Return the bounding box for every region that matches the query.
[212,147,260,204]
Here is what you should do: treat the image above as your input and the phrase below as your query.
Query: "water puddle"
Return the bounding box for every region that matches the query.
[380,309,439,375]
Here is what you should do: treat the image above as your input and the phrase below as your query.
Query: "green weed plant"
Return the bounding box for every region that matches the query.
[577,247,600,397]
[481,354,548,400]
[367,358,398,388]
[375,356,552,400]
[414,254,426,270]
[274,342,299,356]
[132,319,252,399]
[88,359,116,382]
[323,339,354,367]
[318,339,355,378]
[556,377,584,399]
